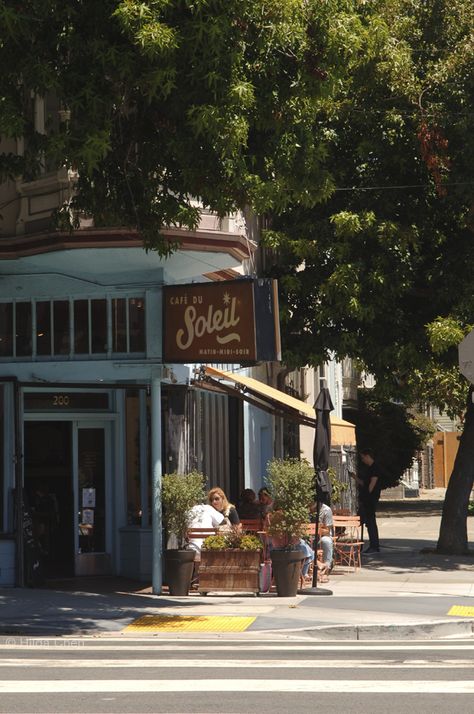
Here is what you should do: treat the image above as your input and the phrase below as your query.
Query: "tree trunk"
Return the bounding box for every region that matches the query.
[436,387,474,554]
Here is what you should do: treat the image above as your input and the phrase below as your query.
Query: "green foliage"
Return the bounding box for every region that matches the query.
[202,532,262,551]
[426,318,469,355]
[0,0,358,252]
[265,458,314,544]
[161,470,206,548]
[352,391,426,486]
[262,0,474,424]
[327,466,348,506]
[408,411,437,447]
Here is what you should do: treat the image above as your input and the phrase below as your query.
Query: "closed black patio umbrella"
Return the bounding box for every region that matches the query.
[300,387,333,595]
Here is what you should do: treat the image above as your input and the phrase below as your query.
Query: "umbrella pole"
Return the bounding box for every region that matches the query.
[298,496,332,596]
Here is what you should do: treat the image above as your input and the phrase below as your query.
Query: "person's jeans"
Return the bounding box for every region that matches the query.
[359,499,379,549]
[270,541,314,577]
[296,539,314,577]
[319,535,333,567]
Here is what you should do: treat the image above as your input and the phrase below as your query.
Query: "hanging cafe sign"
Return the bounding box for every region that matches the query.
[163,278,281,364]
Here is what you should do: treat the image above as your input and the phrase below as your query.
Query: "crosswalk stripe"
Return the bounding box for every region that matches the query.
[2,642,474,652]
[0,657,473,668]
[0,679,473,694]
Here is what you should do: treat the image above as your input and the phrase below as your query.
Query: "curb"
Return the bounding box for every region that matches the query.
[259,619,474,640]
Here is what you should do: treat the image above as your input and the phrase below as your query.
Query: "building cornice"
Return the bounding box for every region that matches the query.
[0,226,255,262]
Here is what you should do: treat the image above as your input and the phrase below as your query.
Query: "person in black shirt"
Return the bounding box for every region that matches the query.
[350,449,382,553]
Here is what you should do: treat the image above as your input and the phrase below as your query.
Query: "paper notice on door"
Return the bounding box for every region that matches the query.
[82,488,96,508]
[82,508,94,525]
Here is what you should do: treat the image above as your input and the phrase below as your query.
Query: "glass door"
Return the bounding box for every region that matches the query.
[74,422,112,576]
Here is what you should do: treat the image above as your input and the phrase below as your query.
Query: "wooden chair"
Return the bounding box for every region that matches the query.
[186,527,219,559]
[332,515,363,571]
[240,518,264,532]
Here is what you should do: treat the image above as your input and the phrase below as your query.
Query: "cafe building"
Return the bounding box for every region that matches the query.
[0,207,265,589]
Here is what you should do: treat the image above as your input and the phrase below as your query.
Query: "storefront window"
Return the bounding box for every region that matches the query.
[112,298,127,352]
[15,302,32,356]
[129,298,145,352]
[36,301,52,355]
[91,299,107,353]
[54,301,70,355]
[74,300,89,353]
[0,304,13,356]
[0,295,145,359]
[0,386,3,531]
[125,390,141,526]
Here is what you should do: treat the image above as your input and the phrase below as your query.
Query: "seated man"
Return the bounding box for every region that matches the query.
[187,503,225,556]
[318,502,334,572]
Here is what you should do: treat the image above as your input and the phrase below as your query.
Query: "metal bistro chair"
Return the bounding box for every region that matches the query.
[332,515,364,571]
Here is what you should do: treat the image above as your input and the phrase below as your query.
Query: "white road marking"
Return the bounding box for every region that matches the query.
[0,679,473,694]
[0,657,472,668]
[2,642,474,652]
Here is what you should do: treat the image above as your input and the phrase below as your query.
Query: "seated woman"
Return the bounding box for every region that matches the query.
[208,487,241,528]
[237,488,261,520]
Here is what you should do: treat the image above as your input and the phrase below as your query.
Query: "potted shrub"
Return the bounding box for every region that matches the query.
[198,531,263,594]
[161,470,206,595]
[265,458,315,596]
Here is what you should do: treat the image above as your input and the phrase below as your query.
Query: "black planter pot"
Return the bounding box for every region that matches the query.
[270,549,305,597]
[164,549,195,596]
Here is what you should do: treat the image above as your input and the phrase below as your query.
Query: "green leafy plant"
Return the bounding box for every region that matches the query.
[468,502,474,517]
[202,532,262,552]
[264,458,315,547]
[328,466,348,506]
[161,471,206,549]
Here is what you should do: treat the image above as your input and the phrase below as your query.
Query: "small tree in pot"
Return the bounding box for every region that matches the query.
[265,458,315,596]
[162,470,206,595]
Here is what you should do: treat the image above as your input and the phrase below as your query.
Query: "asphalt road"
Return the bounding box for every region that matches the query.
[0,635,473,713]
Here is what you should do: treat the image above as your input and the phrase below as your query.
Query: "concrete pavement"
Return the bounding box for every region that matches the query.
[1,493,473,640]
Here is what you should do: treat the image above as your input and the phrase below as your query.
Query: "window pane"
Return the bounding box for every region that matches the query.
[36,301,52,356]
[129,298,145,352]
[16,302,32,356]
[74,300,89,354]
[112,298,127,353]
[91,300,107,353]
[125,390,141,525]
[0,304,13,356]
[53,301,70,355]
[78,428,106,552]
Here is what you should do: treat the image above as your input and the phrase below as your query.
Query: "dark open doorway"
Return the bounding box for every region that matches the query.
[24,421,74,578]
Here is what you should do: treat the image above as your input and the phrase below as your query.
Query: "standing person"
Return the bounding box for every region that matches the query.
[350,448,383,553]
[208,487,240,527]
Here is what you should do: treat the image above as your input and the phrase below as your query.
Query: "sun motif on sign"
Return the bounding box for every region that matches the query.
[223,292,231,305]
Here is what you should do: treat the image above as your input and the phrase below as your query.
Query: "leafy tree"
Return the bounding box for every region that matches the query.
[263,0,474,553]
[352,391,435,487]
[0,0,356,251]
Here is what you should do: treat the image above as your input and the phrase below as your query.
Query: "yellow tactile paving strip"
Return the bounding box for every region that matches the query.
[447,606,474,618]
[124,615,256,633]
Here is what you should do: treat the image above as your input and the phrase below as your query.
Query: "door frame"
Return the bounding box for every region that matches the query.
[73,420,113,576]
[23,412,116,577]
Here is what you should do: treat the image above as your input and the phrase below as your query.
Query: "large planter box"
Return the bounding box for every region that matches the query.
[199,550,261,594]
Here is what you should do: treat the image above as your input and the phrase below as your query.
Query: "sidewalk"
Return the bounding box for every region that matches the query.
[1,495,473,640]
